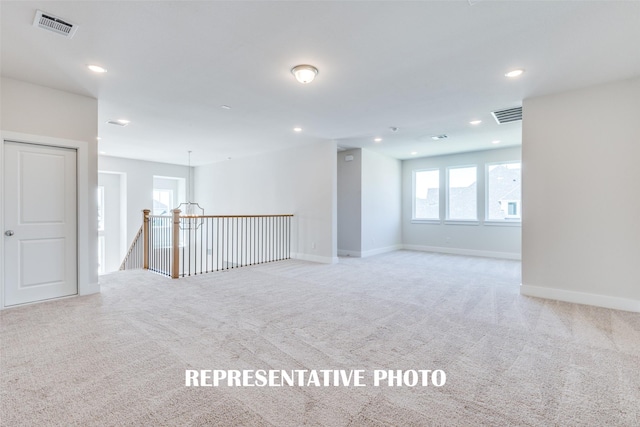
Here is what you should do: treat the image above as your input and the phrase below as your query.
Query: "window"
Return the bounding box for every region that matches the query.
[447,166,477,220]
[487,162,521,221]
[97,186,105,275]
[153,189,174,216]
[413,169,439,220]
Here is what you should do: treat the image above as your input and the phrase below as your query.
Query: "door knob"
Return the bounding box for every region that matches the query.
[4,230,14,237]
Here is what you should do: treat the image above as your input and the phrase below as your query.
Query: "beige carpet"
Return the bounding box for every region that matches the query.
[1,250,639,426]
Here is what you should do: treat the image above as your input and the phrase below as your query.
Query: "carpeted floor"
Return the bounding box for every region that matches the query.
[1,250,639,426]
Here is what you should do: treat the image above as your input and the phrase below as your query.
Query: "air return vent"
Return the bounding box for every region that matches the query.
[33,10,78,38]
[491,106,522,124]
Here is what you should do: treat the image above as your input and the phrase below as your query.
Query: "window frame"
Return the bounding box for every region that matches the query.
[484,160,522,226]
[412,168,441,223]
[446,164,479,223]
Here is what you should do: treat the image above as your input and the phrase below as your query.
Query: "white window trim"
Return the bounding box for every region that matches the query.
[411,219,442,225]
[483,220,521,227]
[446,164,478,221]
[444,220,480,226]
[412,168,440,221]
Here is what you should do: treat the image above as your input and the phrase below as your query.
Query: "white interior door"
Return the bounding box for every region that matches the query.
[3,141,77,306]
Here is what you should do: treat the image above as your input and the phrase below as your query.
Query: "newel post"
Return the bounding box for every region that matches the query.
[171,209,181,279]
[142,209,150,270]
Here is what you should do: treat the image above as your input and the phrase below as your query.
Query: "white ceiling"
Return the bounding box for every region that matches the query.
[2,1,639,166]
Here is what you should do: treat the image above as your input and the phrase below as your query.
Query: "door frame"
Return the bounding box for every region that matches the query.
[1,131,99,309]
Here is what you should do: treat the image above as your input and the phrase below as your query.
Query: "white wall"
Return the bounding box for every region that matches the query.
[361,149,402,256]
[402,147,522,259]
[98,172,125,273]
[522,76,640,312]
[337,149,362,254]
[0,77,98,305]
[98,156,192,246]
[195,141,338,263]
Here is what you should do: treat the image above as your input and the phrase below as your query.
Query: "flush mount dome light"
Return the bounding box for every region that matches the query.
[291,64,318,84]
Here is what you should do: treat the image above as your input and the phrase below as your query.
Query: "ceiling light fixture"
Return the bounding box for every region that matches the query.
[87,64,107,73]
[291,64,318,84]
[106,119,130,127]
[411,152,418,156]
[505,68,524,78]
[374,138,382,142]
[431,134,448,140]
[469,120,482,125]
[389,127,399,132]
[221,105,231,110]
[293,127,302,132]
[492,140,501,144]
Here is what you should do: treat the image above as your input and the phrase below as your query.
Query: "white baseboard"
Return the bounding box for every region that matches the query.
[520,284,640,313]
[402,244,521,260]
[338,244,402,258]
[361,244,403,258]
[338,249,361,257]
[291,253,339,264]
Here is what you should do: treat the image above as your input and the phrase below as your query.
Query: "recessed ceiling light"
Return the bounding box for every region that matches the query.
[411,151,418,156]
[492,140,501,144]
[374,137,382,142]
[117,119,130,124]
[389,127,399,132]
[221,105,231,110]
[293,127,302,132]
[431,134,448,140]
[469,120,482,125]
[505,69,524,78]
[96,137,101,141]
[87,64,107,73]
[99,151,107,155]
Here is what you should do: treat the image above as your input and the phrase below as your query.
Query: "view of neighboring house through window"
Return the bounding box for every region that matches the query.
[487,162,522,220]
[447,166,477,220]
[153,189,174,215]
[414,169,439,219]
[153,176,185,216]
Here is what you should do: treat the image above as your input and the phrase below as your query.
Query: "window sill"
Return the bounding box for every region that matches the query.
[444,220,479,226]
[411,219,441,224]
[483,220,522,227]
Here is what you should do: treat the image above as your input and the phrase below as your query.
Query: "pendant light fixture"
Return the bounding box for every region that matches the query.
[176,150,204,229]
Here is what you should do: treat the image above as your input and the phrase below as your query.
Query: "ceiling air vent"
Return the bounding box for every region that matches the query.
[491,106,522,124]
[33,10,78,38]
